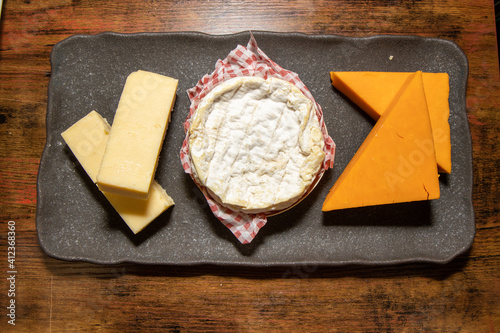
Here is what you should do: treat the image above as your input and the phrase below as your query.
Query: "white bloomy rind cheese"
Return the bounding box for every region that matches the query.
[188,77,325,214]
[62,111,174,234]
[97,70,178,200]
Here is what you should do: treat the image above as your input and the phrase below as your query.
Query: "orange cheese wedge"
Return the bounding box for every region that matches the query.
[322,71,440,211]
[330,71,451,173]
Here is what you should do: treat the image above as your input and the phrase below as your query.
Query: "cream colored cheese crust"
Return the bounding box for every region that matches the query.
[188,77,325,214]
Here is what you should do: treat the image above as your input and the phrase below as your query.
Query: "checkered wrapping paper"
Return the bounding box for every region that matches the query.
[180,33,336,244]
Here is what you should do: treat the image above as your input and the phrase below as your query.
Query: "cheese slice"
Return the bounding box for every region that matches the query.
[330,71,451,173]
[189,77,325,214]
[97,70,178,199]
[322,72,440,211]
[62,111,174,234]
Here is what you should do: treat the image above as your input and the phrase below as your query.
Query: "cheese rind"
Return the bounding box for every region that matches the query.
[330,71,451,173]
[96,70,178,199]
[189,77,325,214]
[62,111,174,234]
[322,72,440,211]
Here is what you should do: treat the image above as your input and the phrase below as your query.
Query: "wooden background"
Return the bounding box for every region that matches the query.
[0,0,499,331]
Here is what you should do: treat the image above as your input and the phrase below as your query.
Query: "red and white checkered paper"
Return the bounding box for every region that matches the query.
[180,33,336,244]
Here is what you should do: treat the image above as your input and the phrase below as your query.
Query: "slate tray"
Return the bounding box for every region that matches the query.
[36,31,475,265]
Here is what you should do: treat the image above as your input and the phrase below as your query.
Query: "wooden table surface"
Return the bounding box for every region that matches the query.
[1,0,499,332]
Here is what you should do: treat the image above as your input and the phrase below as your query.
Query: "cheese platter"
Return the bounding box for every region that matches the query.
[36,31,474,265]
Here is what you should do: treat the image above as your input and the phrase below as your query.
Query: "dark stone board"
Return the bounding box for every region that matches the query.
[36,31,474,265]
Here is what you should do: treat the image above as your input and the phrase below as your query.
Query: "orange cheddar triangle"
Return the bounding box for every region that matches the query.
[330,71,451,173]
[322,71,440,211]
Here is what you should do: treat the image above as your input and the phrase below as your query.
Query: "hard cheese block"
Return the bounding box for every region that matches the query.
[62,111,174,234]
[97,70,178,199]
[323,71,440,211]
[330,71,451,173]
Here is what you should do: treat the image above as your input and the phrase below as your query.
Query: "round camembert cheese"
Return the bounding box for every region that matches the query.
[188,77,325,214]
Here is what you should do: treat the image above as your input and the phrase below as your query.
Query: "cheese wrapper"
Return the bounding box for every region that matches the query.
[179,33,336,244]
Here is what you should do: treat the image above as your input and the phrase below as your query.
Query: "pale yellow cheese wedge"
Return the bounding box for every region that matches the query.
[97,70,178,199]
[62,111,174,234]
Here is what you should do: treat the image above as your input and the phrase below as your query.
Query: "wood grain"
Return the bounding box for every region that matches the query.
[0,0,499,332]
